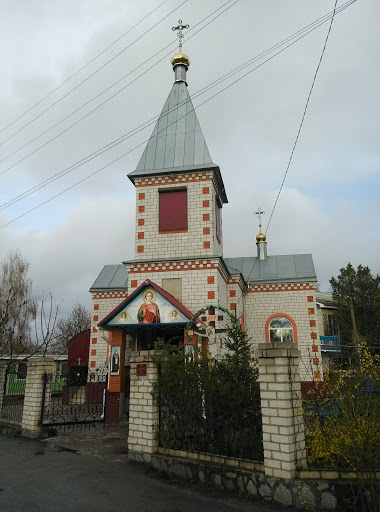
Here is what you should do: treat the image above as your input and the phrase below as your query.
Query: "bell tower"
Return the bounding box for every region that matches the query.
[127,23,228,262]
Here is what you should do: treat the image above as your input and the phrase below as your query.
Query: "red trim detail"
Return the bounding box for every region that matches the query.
[312,345,319,353]
[204,241,210,249]
[203,227,210,235]
[308,308,315,315]
[208,291,215,299]
[131,280,137,288]
[94,304,99,311]
[91,349,96,356]
[230,303,236,310]
[138,206,145,213]
[307,295,314,302]
[203,200,209,207]
[138,219,145,226]
[203,187,209,194]
[90,361,96,368]
[139,193,145,200]
[207,276,214,284]
[92,338,97,344]
[310,320,316,327]
[311,332,317,339]
[313,358,320,365]
[265,313,298,344]
[93,316,98,321]
[159,229,188,234]
[137,246,144,253]
[138,232,144,239]
[203,214,210,221]
[230,290,236,297]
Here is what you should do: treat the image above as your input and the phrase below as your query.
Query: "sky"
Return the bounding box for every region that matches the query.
[0,0,379,319]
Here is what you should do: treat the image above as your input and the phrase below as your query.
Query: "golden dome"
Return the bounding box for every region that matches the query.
[171,52,190,70]
[256,226,267,243]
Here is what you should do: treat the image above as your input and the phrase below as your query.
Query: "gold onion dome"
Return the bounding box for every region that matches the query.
[171,52,190,70]
[256,227,267,243]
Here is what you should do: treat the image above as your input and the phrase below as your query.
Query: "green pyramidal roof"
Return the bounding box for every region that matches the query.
[128,80,220,177]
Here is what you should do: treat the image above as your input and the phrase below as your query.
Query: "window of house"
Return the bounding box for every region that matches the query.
[268,316,294,343]
[215,196,222,241]
[159,189,187,232]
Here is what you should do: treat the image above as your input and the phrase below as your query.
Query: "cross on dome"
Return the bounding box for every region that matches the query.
[172,19,190,51]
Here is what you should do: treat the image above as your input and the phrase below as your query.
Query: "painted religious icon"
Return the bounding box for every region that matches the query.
[137,288,160,324]
[110,347,120,375]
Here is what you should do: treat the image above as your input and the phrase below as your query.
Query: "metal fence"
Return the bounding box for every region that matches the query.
[153,354,264,462]
[0,364,26,425]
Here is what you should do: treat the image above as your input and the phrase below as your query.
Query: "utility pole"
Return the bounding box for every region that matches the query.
[350,297,359,343]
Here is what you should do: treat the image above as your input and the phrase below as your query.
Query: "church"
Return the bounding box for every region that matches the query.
[88,40,322,419]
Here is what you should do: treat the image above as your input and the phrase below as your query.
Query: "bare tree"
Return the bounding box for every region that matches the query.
[55,304,91,353]
[0,251,61,367]
[0,250,36,360]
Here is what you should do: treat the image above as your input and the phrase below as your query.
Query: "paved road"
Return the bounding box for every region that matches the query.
[0,437,279,512]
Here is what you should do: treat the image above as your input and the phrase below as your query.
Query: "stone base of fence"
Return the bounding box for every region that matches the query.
[129,451,344,510]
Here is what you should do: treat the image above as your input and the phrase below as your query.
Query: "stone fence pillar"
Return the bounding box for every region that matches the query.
[21,357,56,437]
[128,350,159,457]
[256,342,306,479]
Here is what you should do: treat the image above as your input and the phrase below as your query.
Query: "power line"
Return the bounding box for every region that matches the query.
[0,0,235,177]
[247,0,340,284]
[0,1,169,136]
[0,0,187,148]
[0,1,354,230]
[265,0,339,236]
[0,0,353,213]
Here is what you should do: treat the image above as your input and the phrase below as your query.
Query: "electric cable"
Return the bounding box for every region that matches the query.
[0,0,169,136]
[0,0,236,176]
[265,0,339,237]
[0,0,187,147]
[246,0,339,284]
[0,0,352,230]
[0,0,353,212]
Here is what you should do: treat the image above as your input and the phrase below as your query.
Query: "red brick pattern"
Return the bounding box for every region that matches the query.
[138,232,144,239]
[203,241,210,249]
[137,246,144,253]
[94,304,99,310]
[207,276,214,284]
[129,260,218,274]
[203,200,209,207]
[135,173,213,188]
[139,192,145,200]
[310,320,316,327]
[203,227,210,235]
[307,296,314,302]
[249,283,315,293]
[313,358,320,365]
[203,214,209,221]
[138,206,145,213]
[92,338,97,344]
[203,187,209,194]
[312,345,319,353]
[91,349,96,356]
[93,315,98,321]
[208,291,215,299]
[308,308,315,315]
[311,332,317,339]
[138,219,144,226]
[92,292,129,300]
[230,290,236,297]
[230,303,236,310]
[91,361,96,368]
[131,280,137,288]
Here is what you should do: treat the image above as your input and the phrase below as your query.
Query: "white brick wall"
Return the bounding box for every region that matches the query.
[133,172,224,261]
[244,284,322,380]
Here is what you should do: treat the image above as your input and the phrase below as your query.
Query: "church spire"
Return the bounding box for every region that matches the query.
[255,207,267,260]
[171,20,190,85]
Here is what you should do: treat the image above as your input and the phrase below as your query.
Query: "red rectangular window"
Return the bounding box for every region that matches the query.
[159,189,187,231]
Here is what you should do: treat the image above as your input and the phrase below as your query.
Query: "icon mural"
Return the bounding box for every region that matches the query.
[108,287,188,326]
[137,289,160,324]
[110,347,120,375]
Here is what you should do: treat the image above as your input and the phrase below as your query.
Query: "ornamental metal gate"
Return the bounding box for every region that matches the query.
[40,365,108,431]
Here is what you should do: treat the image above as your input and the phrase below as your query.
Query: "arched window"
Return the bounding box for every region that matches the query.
[265,314,297,344]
